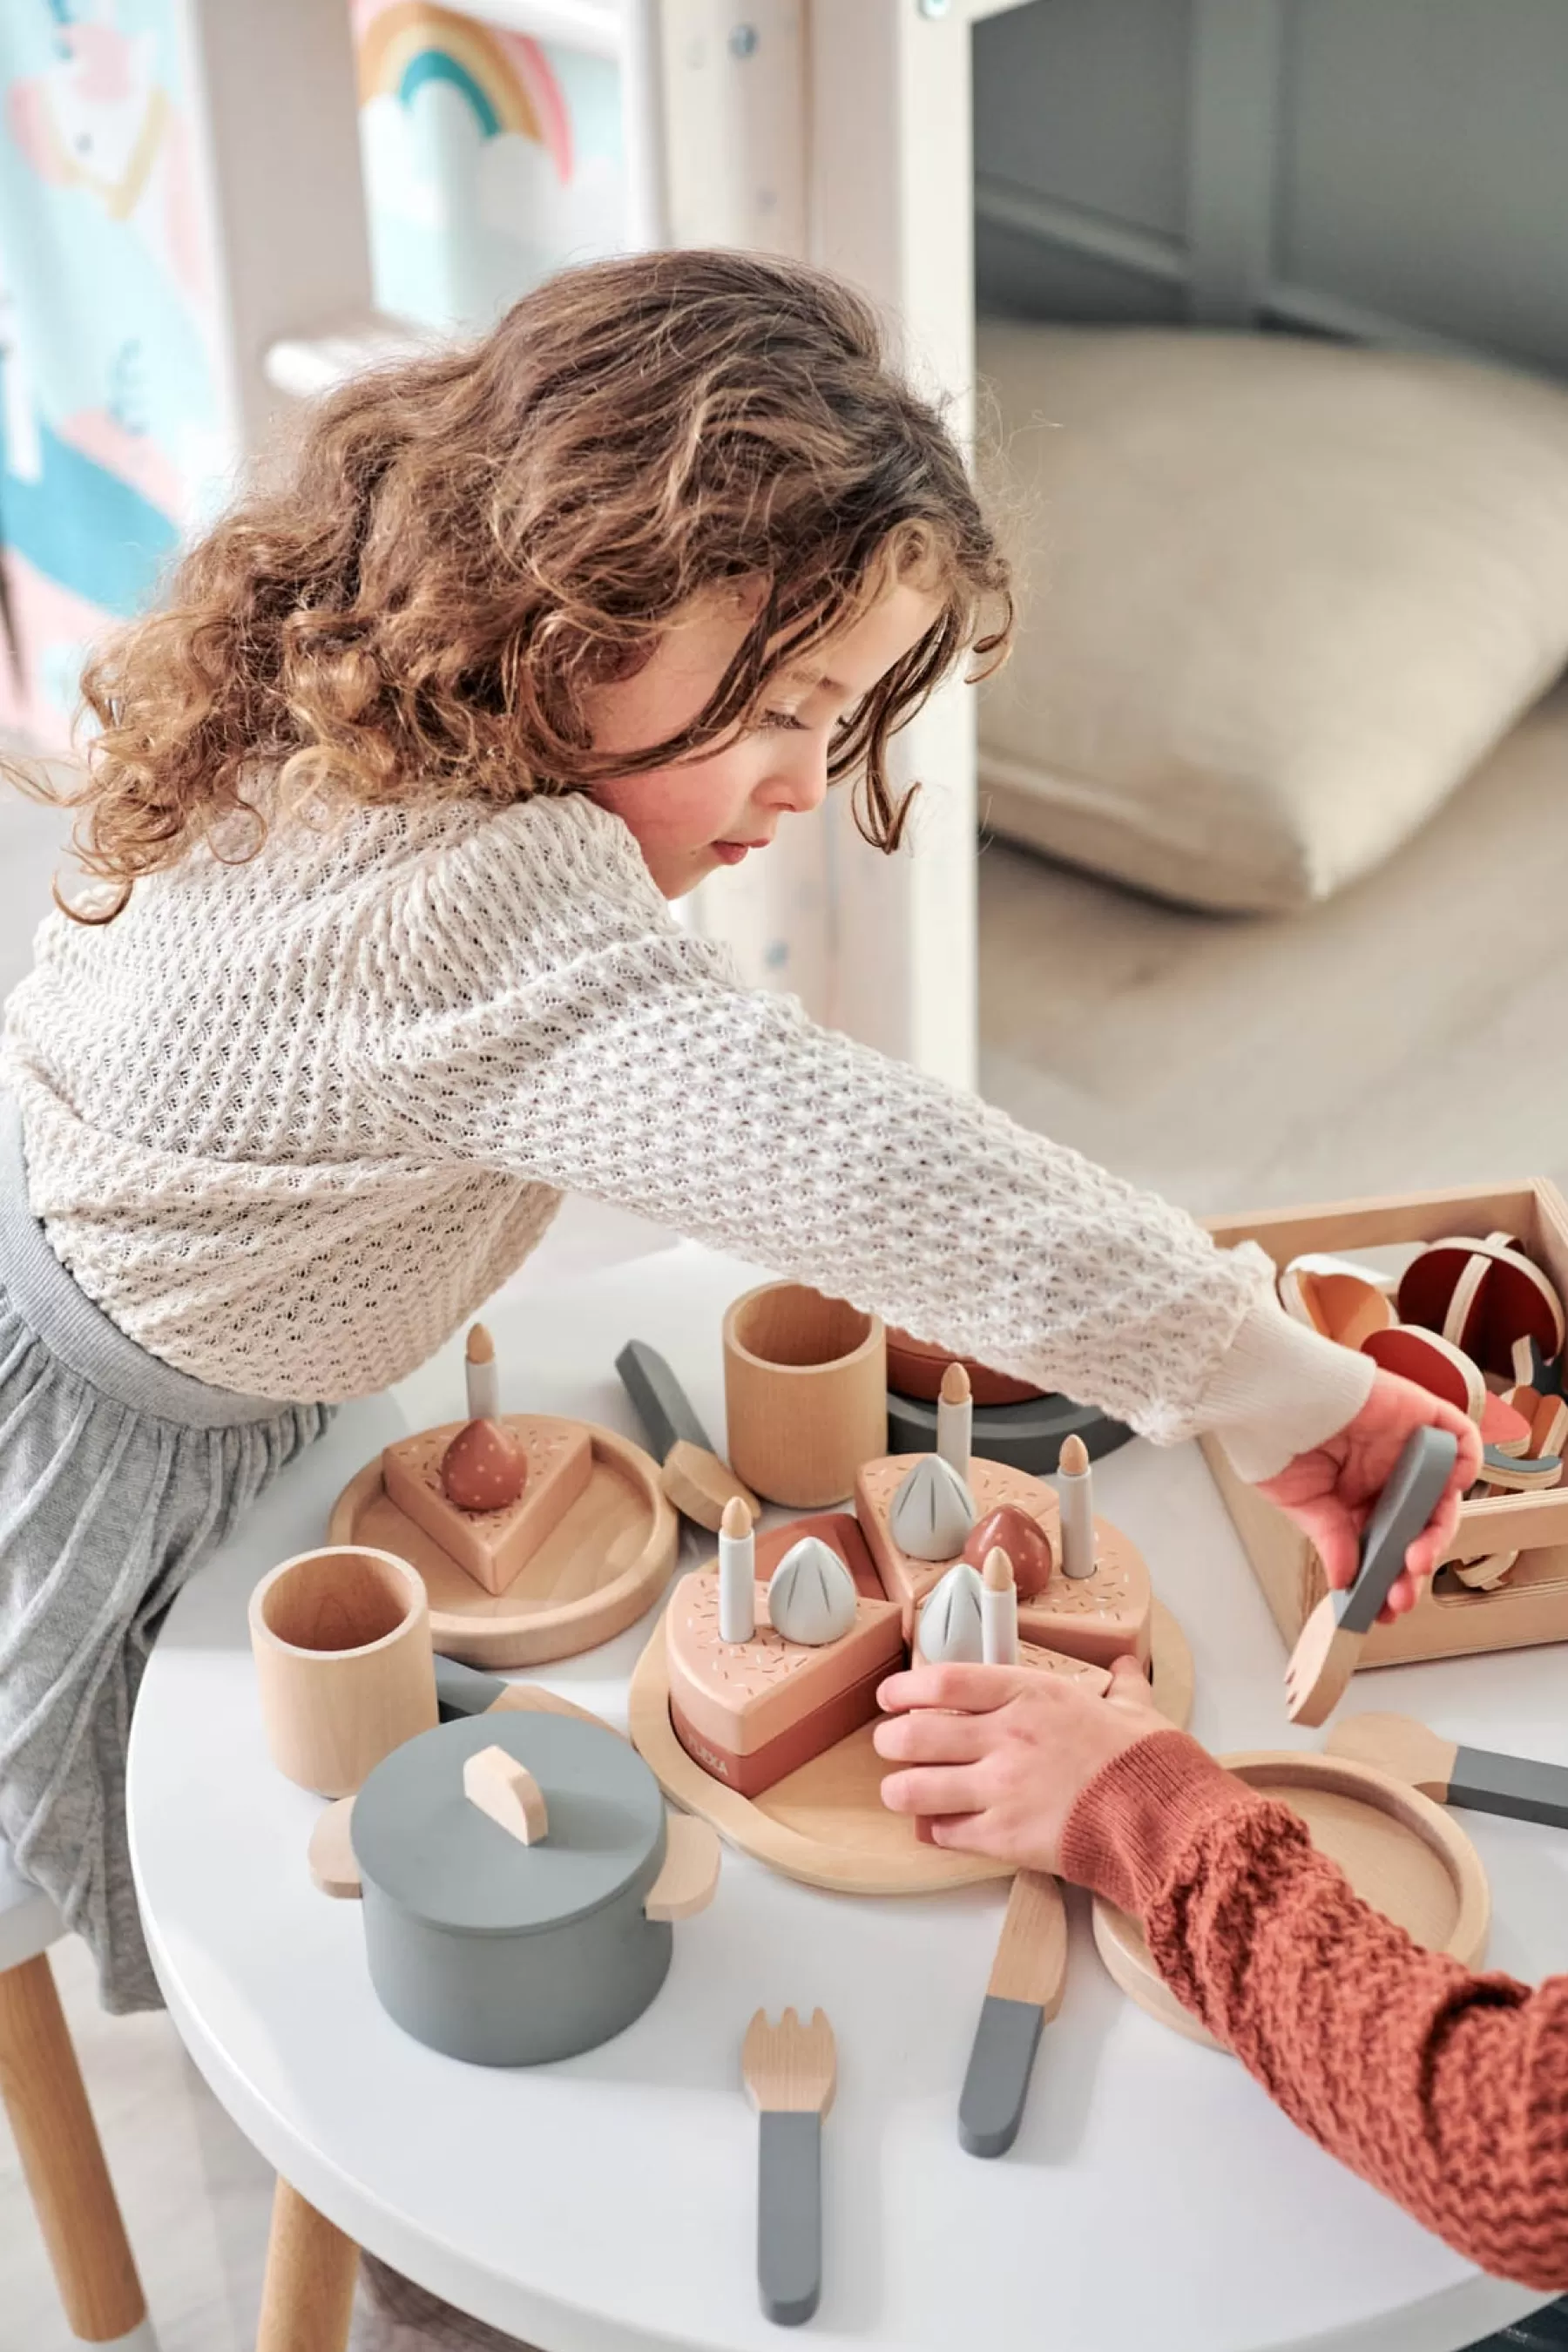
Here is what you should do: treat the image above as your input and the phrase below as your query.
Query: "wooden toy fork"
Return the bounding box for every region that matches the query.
[1284,1427,1457,1727]
[742,2007,835,2327]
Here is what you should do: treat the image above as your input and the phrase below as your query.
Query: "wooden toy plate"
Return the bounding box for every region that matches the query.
[328,1418,679,1669]
[628,1599,1193,1896]
[1092,1749,1490,2050]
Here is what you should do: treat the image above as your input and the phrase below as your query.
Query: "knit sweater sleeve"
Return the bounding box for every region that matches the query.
[1061,1731,1568,2288]
[350,796,1370,1472]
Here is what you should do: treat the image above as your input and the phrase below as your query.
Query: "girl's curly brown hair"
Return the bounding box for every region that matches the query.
[21,247,1012,917]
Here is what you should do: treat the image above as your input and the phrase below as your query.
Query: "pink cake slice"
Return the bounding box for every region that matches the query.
[753,1511,884,1599]
[1015,1522,1153,1671]
[1016,1639,1112,1694]
[382,1415,592,1596]
[855,1454,1151,1670]
[855,1456,1062,1635]
[665,1568,904,1794]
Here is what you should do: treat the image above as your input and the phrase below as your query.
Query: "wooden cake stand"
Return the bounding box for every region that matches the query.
[1092,1749,1490,2050]
[628,1598,1193,1896]
[328,1417,679,1669]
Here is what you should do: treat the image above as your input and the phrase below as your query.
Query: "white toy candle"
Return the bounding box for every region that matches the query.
[1058,1432,1096,1579]
[465,1322,499,1423]
[936,1361,972,1481]
[718,1493,757,1644]
[981,1546,1019,1666]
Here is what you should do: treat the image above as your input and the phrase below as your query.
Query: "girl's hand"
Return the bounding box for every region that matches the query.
[1255,1367,1481,1617]
[872,1656,1165,1874]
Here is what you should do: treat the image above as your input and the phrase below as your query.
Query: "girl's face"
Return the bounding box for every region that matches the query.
[583,576,943,898]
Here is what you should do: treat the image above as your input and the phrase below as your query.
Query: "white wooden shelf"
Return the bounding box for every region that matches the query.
[263,314,436,402]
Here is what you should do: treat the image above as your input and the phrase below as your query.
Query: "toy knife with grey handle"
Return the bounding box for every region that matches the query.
[1327,1713,1568,1829]
[958,1869,1066,2158]
[1284,1425,1458,1727]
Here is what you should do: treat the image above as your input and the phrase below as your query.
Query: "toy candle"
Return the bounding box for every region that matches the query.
[465,1322,499,1423]
[1058,1433,1096,1579]
[719,1493,757,1644]
[936,1361,972,1480]
[981,1546,1019,1666]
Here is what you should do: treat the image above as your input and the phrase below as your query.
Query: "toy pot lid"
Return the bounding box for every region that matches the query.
[351,1713,665,1936]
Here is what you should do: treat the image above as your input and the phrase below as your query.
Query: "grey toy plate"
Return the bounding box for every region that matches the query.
[886,1387,1131,1474]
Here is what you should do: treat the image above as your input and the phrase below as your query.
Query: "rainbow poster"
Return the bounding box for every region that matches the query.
[356,0,572,182]
[353,0,624,334]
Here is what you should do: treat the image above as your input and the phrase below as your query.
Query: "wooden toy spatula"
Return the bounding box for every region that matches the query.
[1284,1426,1458,1727]
[742,2007,835,2327]
[1326,1713,1568,1830]
[616,1339,760,1533]
[957,1869,1066,2158]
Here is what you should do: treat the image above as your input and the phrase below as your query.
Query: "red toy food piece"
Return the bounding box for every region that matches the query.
[1396,1233,1565,1382]
[1479,1389,1532,1456]
[1361,1325,1484,1421]
[961,1504,1055,1597]
[441,1417,529,1513]
[1278,1265,1396,1350]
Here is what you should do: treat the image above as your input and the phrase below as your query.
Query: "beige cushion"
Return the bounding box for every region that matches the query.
[977,323,1568,912]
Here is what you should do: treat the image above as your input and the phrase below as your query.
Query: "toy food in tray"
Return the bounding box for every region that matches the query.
[1277,1233,1568,1573]
[664,1365,1142,1798]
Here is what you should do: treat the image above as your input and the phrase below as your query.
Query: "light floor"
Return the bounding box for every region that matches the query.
[3,693,1567,2347]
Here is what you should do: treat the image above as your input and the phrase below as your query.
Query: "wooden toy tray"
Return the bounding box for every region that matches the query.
[328,1417,678,1669]
[1092,1749,1490,2049]
[628,1599,1193,1896]
[1204,1180,1568,1666]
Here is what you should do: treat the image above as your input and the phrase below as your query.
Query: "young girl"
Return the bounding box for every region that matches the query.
[1,251,1474,2069]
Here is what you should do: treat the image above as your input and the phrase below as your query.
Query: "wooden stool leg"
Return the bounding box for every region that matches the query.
[0,1950,153,2345]
[256,2175,360,2352]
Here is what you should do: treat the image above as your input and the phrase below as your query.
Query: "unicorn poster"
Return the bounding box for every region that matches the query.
[0,0,628,748]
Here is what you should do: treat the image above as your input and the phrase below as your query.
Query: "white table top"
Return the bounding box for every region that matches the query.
[127,1235,1568,2352]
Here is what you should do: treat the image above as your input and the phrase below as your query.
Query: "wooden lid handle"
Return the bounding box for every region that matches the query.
[309,1797,362,1900]
[463,1746,549,1845]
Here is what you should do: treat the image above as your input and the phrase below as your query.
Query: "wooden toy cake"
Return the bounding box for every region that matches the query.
[329,1323,678,1667]
[665,1366,1151,1797]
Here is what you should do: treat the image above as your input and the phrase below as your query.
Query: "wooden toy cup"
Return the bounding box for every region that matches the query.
[249,1545,438,1798]
[722,1283,887,1507]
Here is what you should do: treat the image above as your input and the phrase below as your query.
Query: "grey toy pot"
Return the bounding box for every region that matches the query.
[310,1709,720,2066]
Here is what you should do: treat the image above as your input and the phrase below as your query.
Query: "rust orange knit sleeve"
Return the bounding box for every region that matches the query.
[1061,1728,1568,2290]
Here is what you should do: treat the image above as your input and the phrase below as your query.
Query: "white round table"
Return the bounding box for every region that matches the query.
[127,1239,1568,2352]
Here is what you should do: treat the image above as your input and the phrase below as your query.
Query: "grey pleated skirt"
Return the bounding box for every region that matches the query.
[0,1098,328,2011]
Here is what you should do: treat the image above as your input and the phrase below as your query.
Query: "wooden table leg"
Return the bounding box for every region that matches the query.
[0,1950,153,2346]
[256,2175,360,2352]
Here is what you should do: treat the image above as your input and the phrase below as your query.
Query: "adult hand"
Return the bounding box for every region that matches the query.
[1255,1367,1480,1617]
[872,1656,1165,1874]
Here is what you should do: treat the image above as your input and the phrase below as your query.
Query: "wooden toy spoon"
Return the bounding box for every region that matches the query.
[1326,1713,1568,1831]
[1284,1426,1458,1727]
[743,2007,835,2327]
[957,1869,1066,2158]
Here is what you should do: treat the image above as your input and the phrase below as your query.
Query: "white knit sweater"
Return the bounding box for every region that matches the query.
[0,792,1370,1478]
